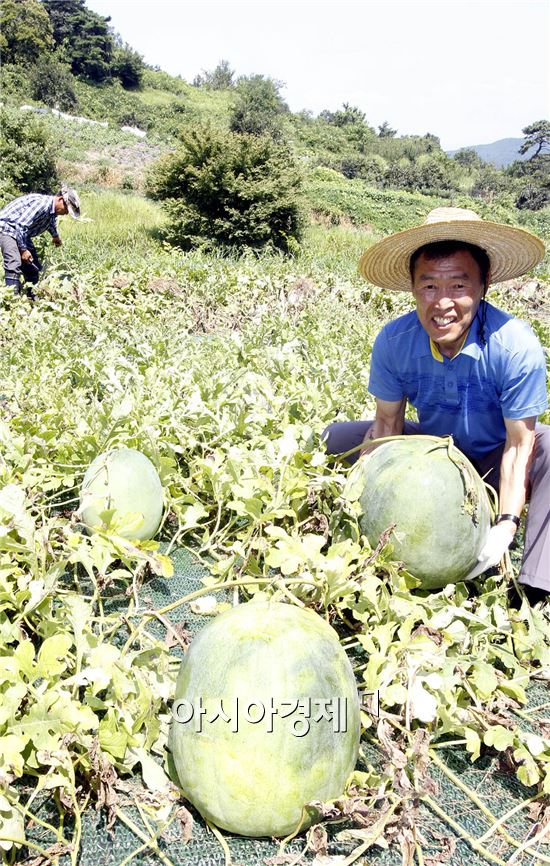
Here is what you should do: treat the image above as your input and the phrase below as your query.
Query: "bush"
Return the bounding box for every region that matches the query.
[229,75,288,139]
[515,185,549,211]
[0,63,31,105]
[0,107,59,195]
[31,56,78,111]
[112,43,144,90]
[141,68,188,96]
[193,60,235,90]
[340,154,386,184]
[147,124,304,252]
[0,0,54,64]
[74,79,150,128]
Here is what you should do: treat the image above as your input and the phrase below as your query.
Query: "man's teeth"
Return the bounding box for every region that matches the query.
[433,317,454,325]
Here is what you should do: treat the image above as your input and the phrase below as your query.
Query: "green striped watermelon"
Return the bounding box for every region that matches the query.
[356,436,492,589]
[169,600,361,837]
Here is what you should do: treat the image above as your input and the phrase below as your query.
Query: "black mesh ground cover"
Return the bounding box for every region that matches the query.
[16,548,550,865]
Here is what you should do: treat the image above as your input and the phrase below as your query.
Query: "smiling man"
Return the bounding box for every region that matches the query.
[324,208,549,597]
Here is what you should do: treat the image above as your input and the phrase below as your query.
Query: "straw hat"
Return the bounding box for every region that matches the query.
[60,185,81,219]
[358,207,545,291]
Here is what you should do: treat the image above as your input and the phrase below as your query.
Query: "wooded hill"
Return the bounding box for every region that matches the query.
[1,0,548,215]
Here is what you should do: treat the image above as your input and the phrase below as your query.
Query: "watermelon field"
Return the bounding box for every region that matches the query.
[1,180,550,866]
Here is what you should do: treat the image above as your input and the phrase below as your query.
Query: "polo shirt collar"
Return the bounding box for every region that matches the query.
[460,320,484,358]
[411,312,484,360]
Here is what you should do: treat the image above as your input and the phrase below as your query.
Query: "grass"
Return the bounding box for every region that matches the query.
[56,190,166,271]
[135,88,181,107]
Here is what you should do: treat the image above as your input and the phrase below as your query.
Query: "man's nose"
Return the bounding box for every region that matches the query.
[431,287,456,303]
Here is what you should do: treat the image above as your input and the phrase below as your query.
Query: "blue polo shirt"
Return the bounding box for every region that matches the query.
[368,302,548,459]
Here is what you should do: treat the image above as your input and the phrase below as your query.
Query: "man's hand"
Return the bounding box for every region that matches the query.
[463,523,516,580]
[360,397,407,458]
[20,249,33,263]
[52,236,62,247]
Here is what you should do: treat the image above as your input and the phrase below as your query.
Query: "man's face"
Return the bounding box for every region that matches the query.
[54,196,69,216]
[411,250,487,358]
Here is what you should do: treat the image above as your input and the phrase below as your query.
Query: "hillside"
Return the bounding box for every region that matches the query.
[446,137,533,167]
[2,5,548,214]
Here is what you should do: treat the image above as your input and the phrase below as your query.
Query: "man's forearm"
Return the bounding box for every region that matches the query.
[361,397,406,455]
[365,416,404,442]
[497,438,534,521]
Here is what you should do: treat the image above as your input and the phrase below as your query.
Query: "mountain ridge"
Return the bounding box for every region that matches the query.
[446,137,533,167]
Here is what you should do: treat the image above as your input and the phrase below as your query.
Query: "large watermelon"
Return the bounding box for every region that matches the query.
[79,447,163,540]
[356,436,492,589]
[169,600,361,837]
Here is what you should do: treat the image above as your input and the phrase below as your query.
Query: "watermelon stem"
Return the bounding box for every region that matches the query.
[422,796,507,866]
[205,819,232,865]
[335,432,451,463]
[338,797,401,865]
[121,576,321,655]
[114,807,176,866]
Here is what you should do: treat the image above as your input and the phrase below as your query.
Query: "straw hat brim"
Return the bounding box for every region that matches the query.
[359,219,545,291]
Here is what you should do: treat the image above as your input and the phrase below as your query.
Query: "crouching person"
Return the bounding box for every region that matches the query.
[0,186,80,299]
[324,208,549,599]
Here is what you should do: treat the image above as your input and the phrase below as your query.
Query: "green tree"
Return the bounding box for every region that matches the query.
[42,0,114,82]
[384,159,417,191]
[340,154,386,184]
[453,148,484,168]
[507,154,550,211]
[507,125,550,211]
[112,42,144,89]
[423,133,441,152]
[0,107,59,196]
[31,55,78,111]
[519,120,550,158]
[378,121,397,138]
[515,184,549,210]
[470,162,509,202]
[0,0,54,64]
[320,104,367,127]
[147,125,303,252]
[193,59,235,90]
[229,75,288,139]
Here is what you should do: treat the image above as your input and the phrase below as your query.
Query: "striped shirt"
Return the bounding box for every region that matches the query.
[0,194,59,251]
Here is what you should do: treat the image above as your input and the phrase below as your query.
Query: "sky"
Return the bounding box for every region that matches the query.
[86,0,550,151]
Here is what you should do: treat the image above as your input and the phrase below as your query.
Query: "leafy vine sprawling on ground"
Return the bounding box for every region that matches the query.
[0,194,549,864]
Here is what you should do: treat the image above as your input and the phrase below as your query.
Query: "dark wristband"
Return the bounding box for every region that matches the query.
[495,513,520,528]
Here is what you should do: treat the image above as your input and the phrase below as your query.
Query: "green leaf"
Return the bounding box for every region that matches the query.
[99,720,128,760]
[470,661,498,699]
[13,640,35,680]
[483,725,515,751]
[498,679,527,704]
[0,793,25,850]
[516,757,540,787]
[382,683,407,707]
[35,633,73,679]
[0,733,27,775]
[464,727,481,761]
[128,746,174,794]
